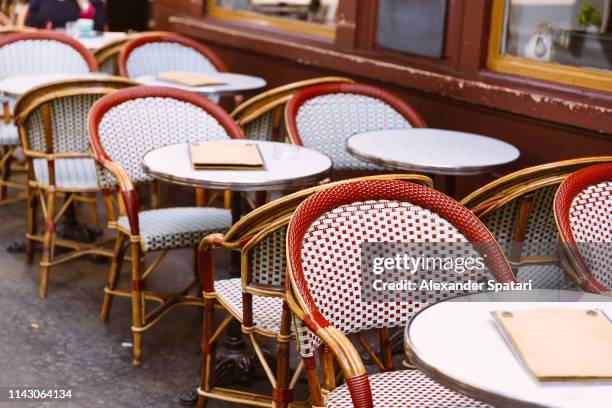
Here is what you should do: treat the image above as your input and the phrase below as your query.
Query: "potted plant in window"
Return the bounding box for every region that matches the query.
[554,2,611,71]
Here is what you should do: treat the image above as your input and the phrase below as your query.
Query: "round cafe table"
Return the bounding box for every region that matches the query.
[136,73,266,97]
[0,73,108,98]
[346,128,519,197]
[142,140,331,403]
[404,290,612,408]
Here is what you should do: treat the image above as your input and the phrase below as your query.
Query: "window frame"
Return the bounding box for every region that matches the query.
[487,0,612,91]
[205,0,337,40]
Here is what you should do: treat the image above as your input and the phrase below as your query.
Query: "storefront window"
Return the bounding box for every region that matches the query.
[489,0,612,90]
[209,0,338,39]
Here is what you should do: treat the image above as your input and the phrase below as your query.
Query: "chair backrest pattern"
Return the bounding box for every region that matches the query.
[89,86,243,188]
[249,224,288,287]
[287,180,514,341]
[0,32,97,78]
[482,183,559,258]
[120,34,226,79]
[22,94,100,153]
[285,83,426,172]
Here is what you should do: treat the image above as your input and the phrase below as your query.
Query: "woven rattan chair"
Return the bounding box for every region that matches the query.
[0,31,97,206]
[13,77,137,298]
[554,162,612,295]
[284,82,426,178]
[461,156,612,290]
[94,31,173,76]
[119,33,227,102]
[89,86,242,365]
[197,174,433,408]
[285,179,516,407]
[231,77,353,142]
[229,77,354,209]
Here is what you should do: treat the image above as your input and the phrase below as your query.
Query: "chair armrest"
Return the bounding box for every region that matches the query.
[198,233,225,294]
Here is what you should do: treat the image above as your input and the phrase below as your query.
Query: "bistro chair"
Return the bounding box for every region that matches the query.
[461,156,612,289]
[88,86,242,365]
[13,77,137,298]
[285,179,515,407]
[228,77,354,209]
[554,162,612,295]
[119,33,227,105]
[0,31,98,206]
[284,82,426,178]
[94,31,173,76]
[231,76,353,141]
[197,174,433,408]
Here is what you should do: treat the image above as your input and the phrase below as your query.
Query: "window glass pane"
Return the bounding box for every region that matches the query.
[377,0,447,58]
[501,0,611,71]
[215,0,338,27]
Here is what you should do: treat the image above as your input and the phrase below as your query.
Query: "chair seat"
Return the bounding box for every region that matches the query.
[0,122,19,145]
[215,278,286,334]
[326,370,490,408]
[32,158,99,190]
[117,207,231,252]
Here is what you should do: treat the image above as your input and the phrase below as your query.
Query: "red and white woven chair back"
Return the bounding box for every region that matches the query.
[88,86,243,188]
[287,180,515,339]
[119,34,226,79]
[555,163,612,292]
[0,32,97,78]
[285,83,426,172]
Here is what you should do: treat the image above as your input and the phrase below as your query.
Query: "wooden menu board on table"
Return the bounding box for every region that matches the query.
[189,141,265,170]
[157,72,226,87]
[494,308,612,380]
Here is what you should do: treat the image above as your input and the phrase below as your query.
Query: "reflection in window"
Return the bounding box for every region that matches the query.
[501,0,611,71]
[215,0,338,26]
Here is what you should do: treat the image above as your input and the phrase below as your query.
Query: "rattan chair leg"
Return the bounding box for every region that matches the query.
[303,355,325,408]
[378,328,394,371]
[39,191,56,299]
[320,344,336,392]
[273,302,293,408]
[101,232,128,322]
[0,146,12,200]
[196,188,206,207]
[26,186,39,264]
[197,296,216,408]
[130,241,145,366]
[150,180,159,209]
[86,192,99,228]
[223,191,231,210]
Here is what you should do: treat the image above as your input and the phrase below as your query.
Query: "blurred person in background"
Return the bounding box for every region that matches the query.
[20,0,106,30]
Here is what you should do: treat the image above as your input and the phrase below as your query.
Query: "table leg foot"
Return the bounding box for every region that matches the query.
[6,240,27,253]
[178,389,198,406]
[213,321,275,386]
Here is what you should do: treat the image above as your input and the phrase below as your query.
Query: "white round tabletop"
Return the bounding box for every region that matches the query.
[142,140,332,191]
[0,73,108,98]
[136,73,267,96]
[346,128,520,176]
[405,290,612,408]
[74,31,127,50]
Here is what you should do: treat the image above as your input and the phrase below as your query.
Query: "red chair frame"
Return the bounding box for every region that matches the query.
[554,162,612,294]
[285,82,427,147]
[286,180,515,407]
[119,33,228,77]
[0,30,98,72]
